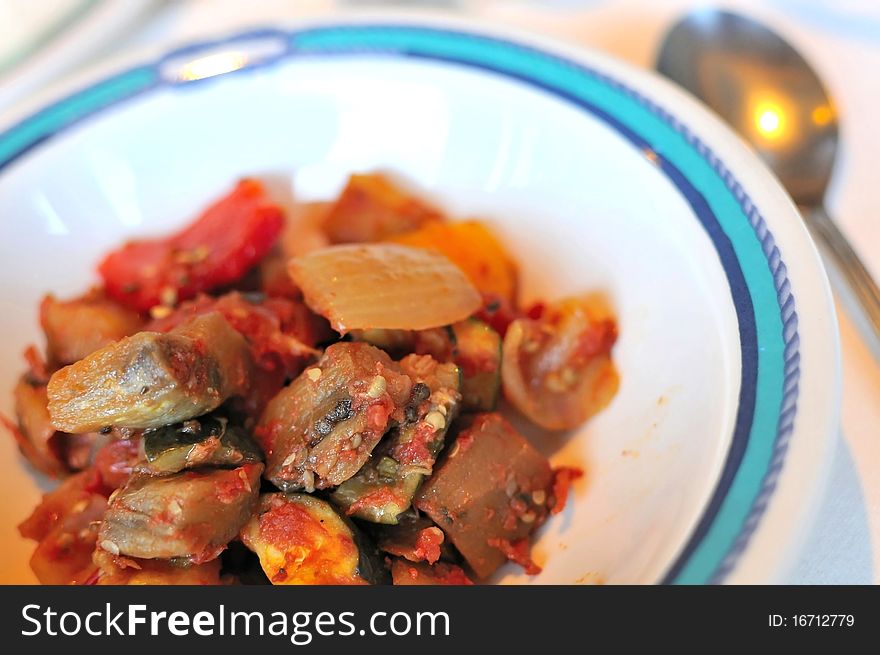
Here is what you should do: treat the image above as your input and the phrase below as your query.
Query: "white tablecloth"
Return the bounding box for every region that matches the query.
[11,0,880,583]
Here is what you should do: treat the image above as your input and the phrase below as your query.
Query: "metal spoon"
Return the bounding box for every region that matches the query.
[656,9,880,358]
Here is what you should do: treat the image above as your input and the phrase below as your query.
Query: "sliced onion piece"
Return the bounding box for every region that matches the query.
[502,298,619,431]
[288,244,481,333]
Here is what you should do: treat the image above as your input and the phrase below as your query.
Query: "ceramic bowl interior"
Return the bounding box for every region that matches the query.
[0,24,839,584]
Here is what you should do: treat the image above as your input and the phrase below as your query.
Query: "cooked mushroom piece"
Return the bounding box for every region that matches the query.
[47,312,253,433]
[98,463,262,562]
[255,342,413,491]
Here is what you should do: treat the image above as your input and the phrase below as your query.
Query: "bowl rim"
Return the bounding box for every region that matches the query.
[0,17,841,584]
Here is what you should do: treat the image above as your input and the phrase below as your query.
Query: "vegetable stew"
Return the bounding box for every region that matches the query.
[5,174,618,585]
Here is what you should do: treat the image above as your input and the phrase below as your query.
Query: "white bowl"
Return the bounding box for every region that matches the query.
[0,18,840,584]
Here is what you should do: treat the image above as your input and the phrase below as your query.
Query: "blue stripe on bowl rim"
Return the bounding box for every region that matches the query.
[0,24,800,584]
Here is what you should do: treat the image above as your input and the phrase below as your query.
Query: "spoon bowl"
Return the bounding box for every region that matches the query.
[657,9,837,206]
[657,8,880,358]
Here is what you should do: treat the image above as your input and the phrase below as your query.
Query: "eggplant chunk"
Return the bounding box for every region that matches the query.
[19,470,102,542]
[93,549,222,585]
[414,413,553,579]
[98,463,262,562]
[18,470,108,584]
[47,312,252,433]
[322,173,443,244]
[240,493,388,585]
[391,559,473,586]
[7,378,109,475]
[331,355,460,523]
[351,320,501,411]
[41,291,143,365]
[29,495,106,585]
[256,342,412,491]
[7,377,65,476]
[373,514,455,564]
[139,414,263,475]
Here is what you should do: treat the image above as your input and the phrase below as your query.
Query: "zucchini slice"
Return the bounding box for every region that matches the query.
[451,319,501,412]
[240,493,388,585]
[140,414,263,475]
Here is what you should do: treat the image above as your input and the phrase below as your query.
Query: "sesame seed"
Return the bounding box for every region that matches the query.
[560,367,578,386]
[159,286,178,307]
[520,511,536,524]
[367,375,387,398]
[306,367,322,381]
[101,540,120,556]
[544,373,568,393]
[532,489,547,505]
[425,411,446,431]
[149,305,172,320]
[55,533,74,549]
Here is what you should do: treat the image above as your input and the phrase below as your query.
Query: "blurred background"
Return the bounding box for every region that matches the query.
[1,0,877,583]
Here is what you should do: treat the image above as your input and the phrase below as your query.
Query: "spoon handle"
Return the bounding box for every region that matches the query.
[805,205,880,359]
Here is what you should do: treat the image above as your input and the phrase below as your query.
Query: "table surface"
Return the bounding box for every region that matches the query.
[5,0,878,583]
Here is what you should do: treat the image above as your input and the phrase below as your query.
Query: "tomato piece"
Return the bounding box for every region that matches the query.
[501,298,619,431]
[550,466,584,515]
[390,559,474,585]
[99,179,284,312]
